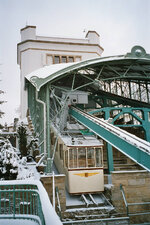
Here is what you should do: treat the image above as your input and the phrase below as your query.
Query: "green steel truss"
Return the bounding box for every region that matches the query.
[69,106,150,172]
[89,107,150,142]
[26,46,150,173]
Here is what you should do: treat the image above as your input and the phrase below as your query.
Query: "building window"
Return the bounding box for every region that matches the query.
[54,56,60,64]
[68,57,74,63]
[75,56,81,62]
[62,56,67,63]
[46,54,81,65]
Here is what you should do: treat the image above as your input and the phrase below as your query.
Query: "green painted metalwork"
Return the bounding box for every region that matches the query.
[28,83,45,153]
[143,109,150,142]
[46,85,52,173]
[69,106,150,172]
[104,110,114,173]
[106,143,114,173]
[89,89,150,108]
[26,46,150,92]
[26,46,150,175]
[89,106,150,172]
[89,107,150,142]
[0,184,45,225]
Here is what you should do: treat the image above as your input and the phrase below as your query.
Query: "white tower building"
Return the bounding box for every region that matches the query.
[17,25,104,119]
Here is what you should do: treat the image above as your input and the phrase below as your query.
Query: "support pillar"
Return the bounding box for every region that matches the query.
[143,109,150,142]
[105,108,114,173]
[106,143,114,173]
[46,85,52,173]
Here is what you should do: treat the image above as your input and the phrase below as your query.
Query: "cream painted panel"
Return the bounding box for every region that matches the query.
[68,169,104,194]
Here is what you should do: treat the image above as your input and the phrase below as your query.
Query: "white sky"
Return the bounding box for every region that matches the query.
[0,0,150,125]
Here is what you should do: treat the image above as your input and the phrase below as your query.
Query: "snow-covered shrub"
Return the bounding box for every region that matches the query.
[0,138,35,180]
[0,138,19,180]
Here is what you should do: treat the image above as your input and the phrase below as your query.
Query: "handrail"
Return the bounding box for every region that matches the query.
[120,184,129,217]
[0,183,45,225]
[0,180,62,225]
[120,184,150,218]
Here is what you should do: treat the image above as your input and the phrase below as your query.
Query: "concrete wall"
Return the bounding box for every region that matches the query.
[111,170,150,224]
[40,174,66,213]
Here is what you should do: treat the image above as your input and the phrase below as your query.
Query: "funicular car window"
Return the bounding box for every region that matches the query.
[95,148,102,167]
[59,144,63,160]
[87,147,95,167]
[78,148,86,168]
[69,148,77,168]
[65,150,68,168]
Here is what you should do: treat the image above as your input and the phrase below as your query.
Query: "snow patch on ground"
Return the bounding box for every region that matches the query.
[65,206,114,213]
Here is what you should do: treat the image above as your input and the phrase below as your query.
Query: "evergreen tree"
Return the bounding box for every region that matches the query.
[17,122,28,157]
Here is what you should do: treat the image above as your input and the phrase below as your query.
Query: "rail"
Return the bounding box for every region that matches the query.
[120,184,129,217]
[0,180,62,225]
[69,106,150,171]
[120,184,150,218]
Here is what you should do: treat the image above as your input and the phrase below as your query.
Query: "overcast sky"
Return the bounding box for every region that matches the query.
[0,0,150,125]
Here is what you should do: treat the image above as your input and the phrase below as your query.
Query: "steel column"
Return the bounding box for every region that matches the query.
[105,109,114,173]
[143,109,150,142]
[46,85,52,173]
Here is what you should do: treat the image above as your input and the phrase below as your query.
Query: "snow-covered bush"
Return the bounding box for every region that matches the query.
[0,138,35,180]
[0,138,19,180]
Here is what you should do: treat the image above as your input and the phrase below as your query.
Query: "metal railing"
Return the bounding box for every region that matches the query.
[120,184,150,218]
[0,182,45,225]
[0,180,63,225]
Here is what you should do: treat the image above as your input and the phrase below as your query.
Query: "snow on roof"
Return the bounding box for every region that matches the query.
[25,55,126,91]
[25,46,150,91]
[26,62,75,81]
